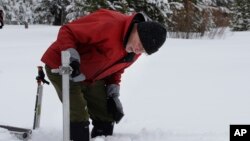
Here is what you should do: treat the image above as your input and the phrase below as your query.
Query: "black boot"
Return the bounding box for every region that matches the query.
[70,121,90,141]
[91,121,114,138]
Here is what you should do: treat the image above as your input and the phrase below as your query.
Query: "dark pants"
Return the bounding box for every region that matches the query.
[45,66,114,123]
[0,20,3,29]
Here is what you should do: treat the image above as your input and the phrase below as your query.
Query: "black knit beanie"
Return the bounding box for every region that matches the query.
[137,21,167,55]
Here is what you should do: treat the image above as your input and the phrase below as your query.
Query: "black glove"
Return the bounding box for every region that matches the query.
[69,61,81,78]
[107,95,124,123]
[106,84,124,123]
[66,48,85,82]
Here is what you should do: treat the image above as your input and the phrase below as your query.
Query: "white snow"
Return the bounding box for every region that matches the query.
[0,25,250,141]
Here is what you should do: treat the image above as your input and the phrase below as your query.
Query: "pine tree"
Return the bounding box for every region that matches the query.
[231,0,250,31]
[65,0,86,22]
[34,0,54,24]
[0,0,234,36]
[65,0,131,23]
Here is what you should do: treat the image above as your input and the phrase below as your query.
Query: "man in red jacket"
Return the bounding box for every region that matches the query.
[41,9,166,141]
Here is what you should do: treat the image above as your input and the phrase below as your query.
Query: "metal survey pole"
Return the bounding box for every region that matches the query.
[33,73,43,130]
[34,66,50,130]
[52,51,71,141]
[61,51,71,141]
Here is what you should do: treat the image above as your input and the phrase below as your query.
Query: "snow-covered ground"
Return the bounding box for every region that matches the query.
[0,25,250,141]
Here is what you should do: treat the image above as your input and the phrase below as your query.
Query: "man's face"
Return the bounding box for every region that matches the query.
[125,24,146,54]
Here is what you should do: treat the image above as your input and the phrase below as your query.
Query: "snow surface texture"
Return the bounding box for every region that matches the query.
[0,25,250,141]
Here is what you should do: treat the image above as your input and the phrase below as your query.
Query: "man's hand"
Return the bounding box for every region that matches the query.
[70,61,81,77]
[67,48,85,82]
[107,84,124,123]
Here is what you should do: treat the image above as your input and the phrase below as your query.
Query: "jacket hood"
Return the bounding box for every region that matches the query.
[123,12,146,47]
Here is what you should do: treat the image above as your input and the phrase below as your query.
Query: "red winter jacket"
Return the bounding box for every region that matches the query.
[41,9,145,85]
